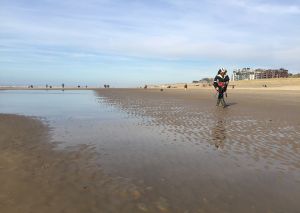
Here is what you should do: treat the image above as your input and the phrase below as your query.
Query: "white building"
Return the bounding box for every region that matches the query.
[232,68,289,81]
[232,68,255,81]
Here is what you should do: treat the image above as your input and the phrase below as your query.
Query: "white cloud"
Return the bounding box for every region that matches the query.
[1,0,300,81]
[225,0,300,14]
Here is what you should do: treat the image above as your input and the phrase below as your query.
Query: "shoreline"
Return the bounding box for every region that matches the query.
[0,86,300,91]
[0,87,100,90]
[1,78,300,91]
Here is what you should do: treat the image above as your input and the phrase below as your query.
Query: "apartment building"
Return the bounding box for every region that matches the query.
[232,68,288,81]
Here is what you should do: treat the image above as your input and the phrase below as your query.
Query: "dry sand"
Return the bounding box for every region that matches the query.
[1,88,300,213]
[229,78,300,89]
[149,78,300,90]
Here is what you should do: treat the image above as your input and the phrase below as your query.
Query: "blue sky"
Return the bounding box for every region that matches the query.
[1,0,300,87]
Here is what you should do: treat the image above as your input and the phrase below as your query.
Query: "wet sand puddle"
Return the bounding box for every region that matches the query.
[97,89,300,213]
[1,90,300,212]
[98,90,300,171]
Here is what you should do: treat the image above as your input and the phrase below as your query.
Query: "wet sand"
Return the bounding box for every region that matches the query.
[1,89,300,213]
[96,89,300,212]
[0,114,162,213]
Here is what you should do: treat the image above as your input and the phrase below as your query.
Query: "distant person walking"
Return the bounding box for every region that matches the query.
[213,68,227,108]
[184,83,188,91]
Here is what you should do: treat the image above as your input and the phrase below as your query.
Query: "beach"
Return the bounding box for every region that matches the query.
[2,0,300,211]
[0,114,154,213]
[0,88,300,213]
[149,78,300,91]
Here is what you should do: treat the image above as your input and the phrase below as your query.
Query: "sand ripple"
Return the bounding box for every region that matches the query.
[97,90,300,172]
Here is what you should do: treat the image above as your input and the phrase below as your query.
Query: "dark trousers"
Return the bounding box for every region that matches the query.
[216,92,226,107]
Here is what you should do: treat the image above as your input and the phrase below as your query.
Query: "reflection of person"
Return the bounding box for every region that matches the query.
[212,115,226,149]
[213,69,227,108]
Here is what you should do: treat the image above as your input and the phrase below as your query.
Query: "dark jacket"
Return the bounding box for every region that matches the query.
[224,75,230,83]
[224,74,230,91]
[213,74,226,90]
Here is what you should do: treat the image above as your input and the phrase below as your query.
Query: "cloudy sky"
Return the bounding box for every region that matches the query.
[1,0,299,87]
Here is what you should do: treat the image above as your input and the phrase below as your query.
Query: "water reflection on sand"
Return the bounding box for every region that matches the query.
[95,89,300,212]
[212,113,226,149]
[1,89,300,212]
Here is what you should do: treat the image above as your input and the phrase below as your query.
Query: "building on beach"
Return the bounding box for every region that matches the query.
[254,68,289,79]
[232,68,255,81]
[232,68,288,81]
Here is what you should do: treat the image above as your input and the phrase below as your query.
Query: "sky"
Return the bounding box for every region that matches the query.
[0,0,300,87]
